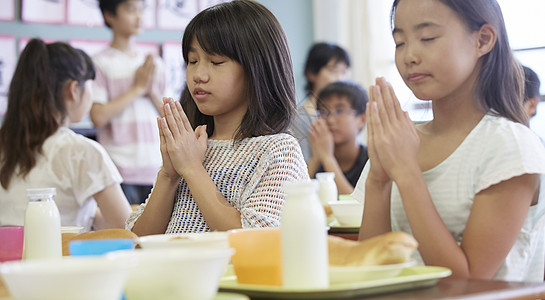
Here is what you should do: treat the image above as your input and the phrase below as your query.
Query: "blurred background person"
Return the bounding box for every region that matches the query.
[0,39,131,231]
[292,42,351,161]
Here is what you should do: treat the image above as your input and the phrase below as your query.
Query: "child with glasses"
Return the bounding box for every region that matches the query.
[307,81,369,194]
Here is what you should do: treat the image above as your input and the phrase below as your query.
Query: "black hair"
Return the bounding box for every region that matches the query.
[303,42,351,95]
[522,65,541,102]
[180,0,296,141]
[0,39,95,189]
[316,81,368,114]
[99,0,142,28]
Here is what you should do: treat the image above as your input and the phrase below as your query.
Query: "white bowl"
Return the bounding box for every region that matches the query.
[137,231,229,249]
[109,247,234,300]
[0,256,134,300]
[329,260,416,283]
[328,200,363,226]
[61,226,84,234]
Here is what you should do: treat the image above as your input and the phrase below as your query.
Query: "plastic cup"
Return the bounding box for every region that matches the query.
[69,239,135,256]
[227,228,282,286]
[0,226,24,262]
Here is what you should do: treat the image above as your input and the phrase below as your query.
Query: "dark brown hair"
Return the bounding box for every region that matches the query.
[391,0,527,125]
[0,39,95,189]
[180,0,296,141]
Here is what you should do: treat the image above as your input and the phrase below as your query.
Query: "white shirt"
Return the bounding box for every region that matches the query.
[0,128,123,232]
[352,114,545,282]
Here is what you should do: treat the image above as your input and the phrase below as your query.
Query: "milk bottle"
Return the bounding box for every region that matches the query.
[23,188,61,260]
[281,180,329,288]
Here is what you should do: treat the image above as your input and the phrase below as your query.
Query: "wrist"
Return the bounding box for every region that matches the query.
[157,168,180,183]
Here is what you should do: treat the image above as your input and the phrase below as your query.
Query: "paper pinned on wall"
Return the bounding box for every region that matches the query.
[66,0,104,27]
[0,0,15,21]
[0,35,16,118]
[162,41,186,100]
[22,0,66,24]
[157,0,198,31]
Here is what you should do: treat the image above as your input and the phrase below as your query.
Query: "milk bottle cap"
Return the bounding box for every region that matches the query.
[26,188,56,200]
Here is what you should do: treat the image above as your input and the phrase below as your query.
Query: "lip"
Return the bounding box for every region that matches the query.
[407,73,430,83]
[193,87,210,100]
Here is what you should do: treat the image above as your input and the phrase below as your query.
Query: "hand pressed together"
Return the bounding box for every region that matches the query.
[157,97,208,179]
[366,78,420,184]
[309,118,335,162]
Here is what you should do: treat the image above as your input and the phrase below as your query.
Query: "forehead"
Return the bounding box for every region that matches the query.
[118,0,144,9]
[393,0,460,32]
[319,94,352,108]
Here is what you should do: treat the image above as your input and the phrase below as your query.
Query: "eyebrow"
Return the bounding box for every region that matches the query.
[392,22,441,35]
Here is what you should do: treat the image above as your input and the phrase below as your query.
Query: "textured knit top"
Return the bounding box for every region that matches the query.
[352,114,545,282]
[126,133,309,233]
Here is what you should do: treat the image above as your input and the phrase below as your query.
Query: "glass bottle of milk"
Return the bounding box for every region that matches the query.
[23,188,61,260]
[281,180,329,289]
[316,172,338,224]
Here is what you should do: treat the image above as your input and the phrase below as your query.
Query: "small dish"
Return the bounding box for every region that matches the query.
[329,260,417,284]
[60,226,83,234]
[137,231,229,249]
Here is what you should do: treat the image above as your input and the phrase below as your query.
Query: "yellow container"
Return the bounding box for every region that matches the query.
[227,228,282,286]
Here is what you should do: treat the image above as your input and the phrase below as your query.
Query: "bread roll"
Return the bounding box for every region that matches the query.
[328,231,418,266]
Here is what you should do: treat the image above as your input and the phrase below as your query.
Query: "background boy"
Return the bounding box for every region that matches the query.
[522,65,541,119]
[91,0,165,204]
[307,81,368,194]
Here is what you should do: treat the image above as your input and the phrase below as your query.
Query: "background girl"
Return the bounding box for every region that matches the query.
[127,0,308,235]
[353,0,545,281]
[0,39,131,232]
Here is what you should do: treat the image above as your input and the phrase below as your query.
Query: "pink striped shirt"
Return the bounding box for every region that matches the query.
[92,48,165,185]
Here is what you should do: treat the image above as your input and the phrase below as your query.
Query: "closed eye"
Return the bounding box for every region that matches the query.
[395,42,405,48]
[422,37,436,42]
[212,61,225,66]
[188,60,197,65]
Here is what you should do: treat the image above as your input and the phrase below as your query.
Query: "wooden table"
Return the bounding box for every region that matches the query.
[3,274,545,299]
[365,277,545,299]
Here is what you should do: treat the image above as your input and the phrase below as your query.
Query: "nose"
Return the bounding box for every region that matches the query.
[403,44,421,65]
[192,63,210,83]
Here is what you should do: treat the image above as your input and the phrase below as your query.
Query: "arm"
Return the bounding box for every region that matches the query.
[362,78,537,279]
[308,119,354,194]
[92,183,132,229]
[90,54,159,128]
[160,98,242,231]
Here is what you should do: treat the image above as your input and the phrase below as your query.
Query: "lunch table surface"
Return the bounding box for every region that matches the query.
[3,274,545,300]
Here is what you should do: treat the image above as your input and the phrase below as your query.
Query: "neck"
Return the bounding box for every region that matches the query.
[211,114,246,141]
[334,139,361,167]
[110,34,135,54]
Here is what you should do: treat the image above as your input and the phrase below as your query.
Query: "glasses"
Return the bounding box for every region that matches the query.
[316,109,358,119]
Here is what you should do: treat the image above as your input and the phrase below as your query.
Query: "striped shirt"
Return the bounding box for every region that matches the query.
[126,133,309,233]
[352,114,545,282]
[92,48,165,185]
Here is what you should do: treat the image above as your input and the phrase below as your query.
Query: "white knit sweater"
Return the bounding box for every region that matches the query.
[126,133,309,233]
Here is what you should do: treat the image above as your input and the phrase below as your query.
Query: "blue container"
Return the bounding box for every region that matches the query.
[69,239,135,256]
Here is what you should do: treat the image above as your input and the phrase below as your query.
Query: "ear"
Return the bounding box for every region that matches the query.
[306,70,317,84]
[525,97,539,118]
[103,11,114,27]
[64,80,79,104]
[476,24,497,57]
[356,113,366,131]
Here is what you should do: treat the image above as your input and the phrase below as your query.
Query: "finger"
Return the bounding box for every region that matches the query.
[196,125,208,145]
[159,117,176,146]
[174,100,194,133]
[384,80,405,121]
[375,78,393,124]
[164,102,182,138]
